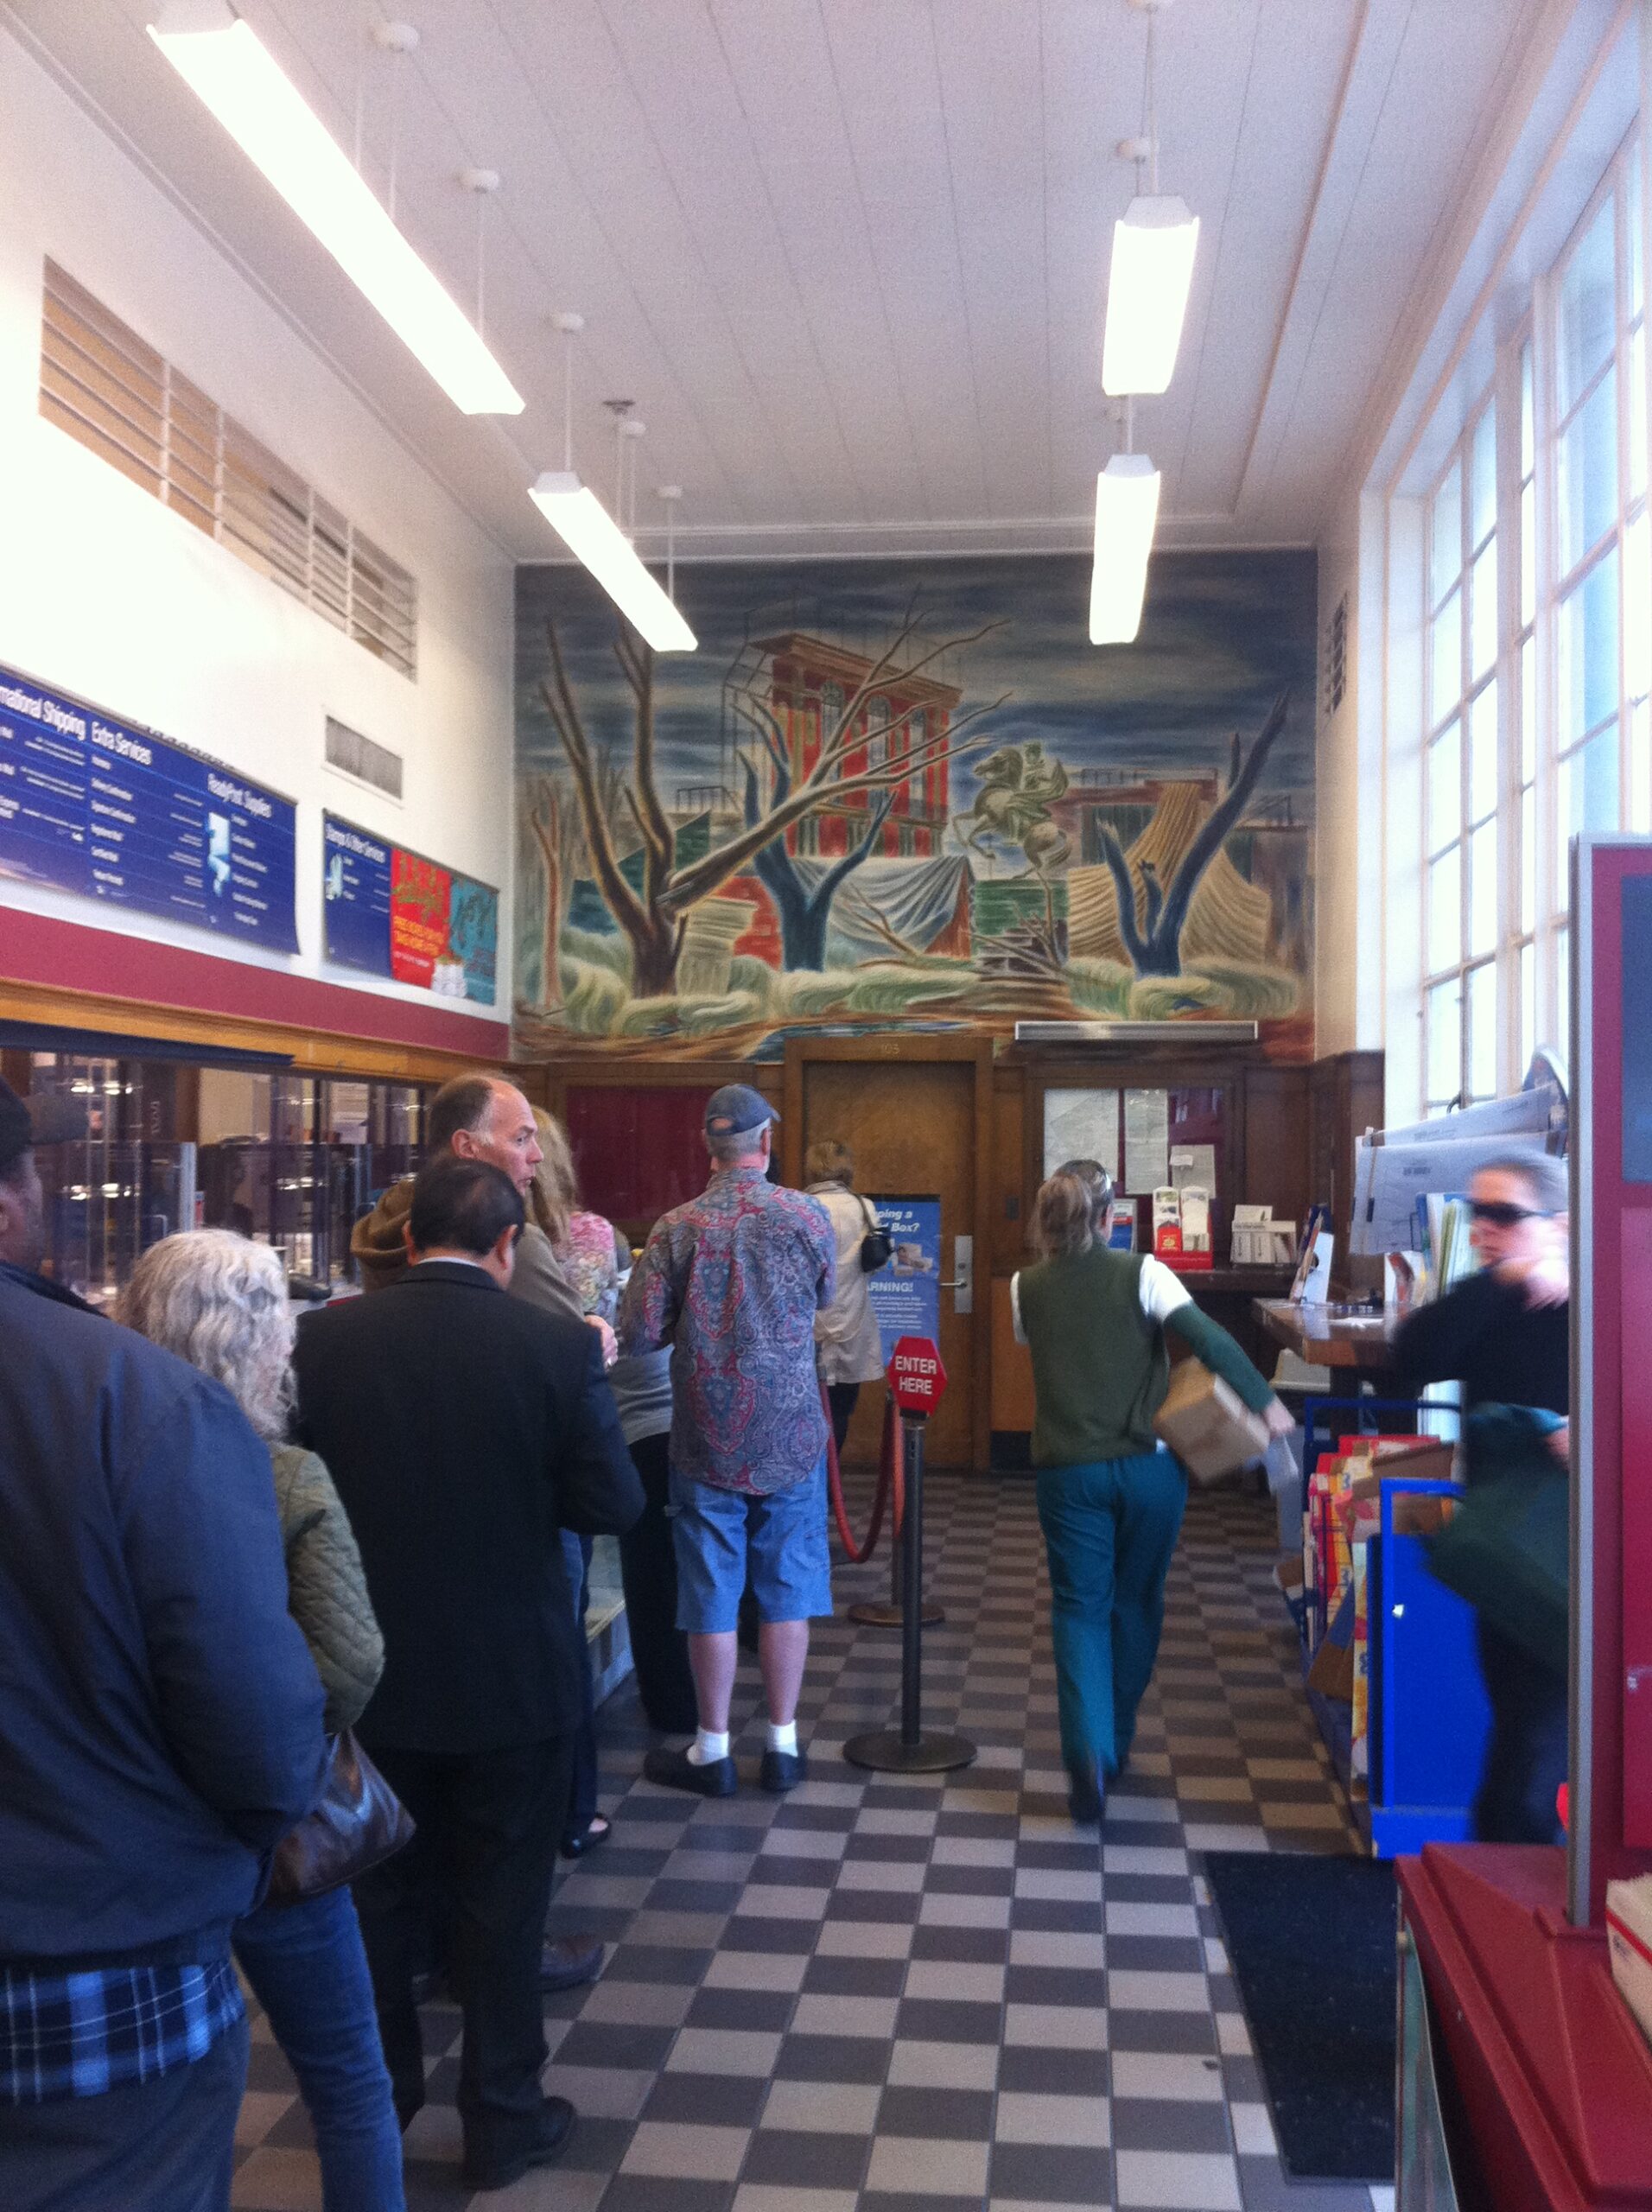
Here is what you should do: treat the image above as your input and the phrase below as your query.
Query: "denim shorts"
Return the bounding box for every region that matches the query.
[669,1455,832,1632]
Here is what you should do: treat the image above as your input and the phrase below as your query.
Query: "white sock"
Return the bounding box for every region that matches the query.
[687,1729,729,1766]
[766,1720,797,1756]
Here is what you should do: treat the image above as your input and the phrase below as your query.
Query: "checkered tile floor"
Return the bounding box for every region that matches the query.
[232,1473,1395,2212]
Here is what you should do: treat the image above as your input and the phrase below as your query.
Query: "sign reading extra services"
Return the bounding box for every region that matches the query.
[323,812,498,1005]
[0,662,297,951]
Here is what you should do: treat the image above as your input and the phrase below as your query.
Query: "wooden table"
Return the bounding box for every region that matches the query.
[1254,1296,1401,1373]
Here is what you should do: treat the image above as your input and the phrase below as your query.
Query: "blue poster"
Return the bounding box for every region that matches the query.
[865,1196,942,1365]
[0,664,297,950]
[322,813,392,975]
[449,874,499,1005]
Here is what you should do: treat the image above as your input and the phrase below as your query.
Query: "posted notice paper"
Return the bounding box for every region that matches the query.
[1043,1087,1121,1180]
[1124,1090,1171,1193]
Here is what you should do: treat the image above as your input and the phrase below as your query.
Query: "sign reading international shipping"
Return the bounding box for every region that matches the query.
[0,663,297,950]
[323,813,498,1005]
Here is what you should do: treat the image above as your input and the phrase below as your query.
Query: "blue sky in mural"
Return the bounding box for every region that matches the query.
[515,550,1317,817]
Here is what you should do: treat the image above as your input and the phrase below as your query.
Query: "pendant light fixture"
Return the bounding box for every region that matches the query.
[529,316,696,653]
[148,1,523,415]
[1101,0,1198,398]
[1090,404,1160,645]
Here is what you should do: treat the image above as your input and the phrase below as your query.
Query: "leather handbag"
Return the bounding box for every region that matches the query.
[856,1196,893,1274]
[1424,1404,1569,1677]
[267,1728,415,1904]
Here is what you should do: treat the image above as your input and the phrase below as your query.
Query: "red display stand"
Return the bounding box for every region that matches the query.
[1399,1847,1652,2210]
[1395,839,1652,2207]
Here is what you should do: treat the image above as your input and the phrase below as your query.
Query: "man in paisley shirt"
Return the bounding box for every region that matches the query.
[620,1085,836,1796]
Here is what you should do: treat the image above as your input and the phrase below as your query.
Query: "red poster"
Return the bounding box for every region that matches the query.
[390,848,452,989]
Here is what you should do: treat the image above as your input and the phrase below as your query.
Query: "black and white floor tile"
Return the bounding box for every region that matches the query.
[232,1473,1394,2212]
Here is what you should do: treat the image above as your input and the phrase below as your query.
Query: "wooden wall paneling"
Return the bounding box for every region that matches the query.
[552,1060,783,1244]
[990,1276,1036,1435]
[991,1068,1026,1274]
[781,1033,994,1470]
[1310,1049,1385,1294]
[0,976,499,1086]
[1243,1065,1311,1230]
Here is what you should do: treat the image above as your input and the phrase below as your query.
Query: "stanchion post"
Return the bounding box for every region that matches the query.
[900,1412,924,1746]
[843,1336,974,1777]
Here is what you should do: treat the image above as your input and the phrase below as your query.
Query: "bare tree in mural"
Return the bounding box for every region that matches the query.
[1093,690,1291,979]
[539,603,1007,996]
[524,772,594,1004]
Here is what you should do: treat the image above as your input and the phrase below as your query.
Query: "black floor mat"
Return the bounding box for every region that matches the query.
[1203,1850,1396,2182]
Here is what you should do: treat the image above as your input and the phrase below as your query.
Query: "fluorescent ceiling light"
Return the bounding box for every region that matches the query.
[530,473,697,653]
[1090,454,1160,646]
[1102,194,1199,397]
[148,1,523,416]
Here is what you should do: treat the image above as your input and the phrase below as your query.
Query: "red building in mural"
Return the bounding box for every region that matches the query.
[746,633,963,860]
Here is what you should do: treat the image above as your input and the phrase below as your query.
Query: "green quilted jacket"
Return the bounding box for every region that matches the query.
[269,1444,384,1735]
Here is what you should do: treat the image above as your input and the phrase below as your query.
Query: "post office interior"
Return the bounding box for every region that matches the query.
[3,1,1651,2206]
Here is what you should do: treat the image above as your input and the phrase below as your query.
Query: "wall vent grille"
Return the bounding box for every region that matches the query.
[325,715,403,800]
[41,261,417,681]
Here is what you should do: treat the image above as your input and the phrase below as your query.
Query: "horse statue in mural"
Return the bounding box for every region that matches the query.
[951,741,1072,880]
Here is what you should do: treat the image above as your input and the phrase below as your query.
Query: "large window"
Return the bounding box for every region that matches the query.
[1423,399,1500,1109]
[1401,127,1647,1114]
[1542,143,1647,1068]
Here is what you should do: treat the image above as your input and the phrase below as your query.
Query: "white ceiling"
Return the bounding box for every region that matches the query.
[4,0,1560,563]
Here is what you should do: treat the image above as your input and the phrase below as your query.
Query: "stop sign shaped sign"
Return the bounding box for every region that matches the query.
[888,1335,948,1415]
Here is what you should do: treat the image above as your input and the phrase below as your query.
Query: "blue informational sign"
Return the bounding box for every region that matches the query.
[322,811,499,1006]
[865,1196,942,1365]
[0,663,297,950]
[322,813,392,975]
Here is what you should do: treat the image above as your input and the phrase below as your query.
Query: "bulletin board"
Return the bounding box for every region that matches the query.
[1026,1073,1236,1256]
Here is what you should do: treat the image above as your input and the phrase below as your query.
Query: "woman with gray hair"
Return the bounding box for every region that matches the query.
[118,1231,403,2212]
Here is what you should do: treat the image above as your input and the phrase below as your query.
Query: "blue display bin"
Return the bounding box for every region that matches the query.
[1367,1478,1491,1857]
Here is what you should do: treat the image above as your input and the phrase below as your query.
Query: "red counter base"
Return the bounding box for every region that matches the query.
[1398,1845,1652,2209]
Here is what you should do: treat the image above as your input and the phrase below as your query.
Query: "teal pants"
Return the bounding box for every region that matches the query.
[1035,1452,1188,1780]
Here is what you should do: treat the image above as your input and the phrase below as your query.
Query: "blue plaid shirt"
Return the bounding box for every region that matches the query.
[1,1960,244,2102]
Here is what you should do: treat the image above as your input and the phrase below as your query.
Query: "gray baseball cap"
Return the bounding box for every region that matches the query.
[704,1084,778,1140]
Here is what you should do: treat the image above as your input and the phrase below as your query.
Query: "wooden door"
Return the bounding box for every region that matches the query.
[785,1042,989,1470]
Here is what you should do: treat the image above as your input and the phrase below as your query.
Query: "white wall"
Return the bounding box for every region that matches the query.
[1313,482,1388,1063]
[0,22,515,1027]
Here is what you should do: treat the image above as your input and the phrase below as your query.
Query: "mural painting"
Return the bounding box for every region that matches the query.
[513,551,1317,1062]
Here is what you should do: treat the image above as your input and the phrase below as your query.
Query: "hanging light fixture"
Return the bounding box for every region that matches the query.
[148,1,523,416]
[529,316,696,653]
[1090,409,1160,646]
[1101,0,1198,398]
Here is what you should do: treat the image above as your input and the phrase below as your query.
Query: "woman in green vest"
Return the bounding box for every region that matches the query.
[1014,1160,1290,1824]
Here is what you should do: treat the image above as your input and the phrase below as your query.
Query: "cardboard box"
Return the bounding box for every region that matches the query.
[1607,1876,1652,2052]
[1153,1358,1271,1485]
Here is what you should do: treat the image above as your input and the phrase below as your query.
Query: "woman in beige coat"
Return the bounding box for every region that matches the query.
[119,1232,402,2212]
[804,1140,887,1453]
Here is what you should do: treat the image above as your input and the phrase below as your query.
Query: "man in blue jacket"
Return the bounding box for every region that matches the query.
[0,1077,329,2212]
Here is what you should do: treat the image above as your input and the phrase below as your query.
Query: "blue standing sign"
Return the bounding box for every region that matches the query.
[0,663,297,950]
[865,1196,943,1365]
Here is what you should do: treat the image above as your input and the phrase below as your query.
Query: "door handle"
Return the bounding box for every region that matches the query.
[944,1236,973,1315]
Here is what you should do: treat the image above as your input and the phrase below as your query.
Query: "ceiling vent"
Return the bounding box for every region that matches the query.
[325,715,403,800]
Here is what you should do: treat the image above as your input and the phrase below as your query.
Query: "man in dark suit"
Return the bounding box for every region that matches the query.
[294,1156,643,2195]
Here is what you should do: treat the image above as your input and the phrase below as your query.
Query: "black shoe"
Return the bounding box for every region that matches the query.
[644,1745,738,1796]
[560,1815,613,1861]
[540,1936,604,1993]
[759,1746,808,1794]
[463,2097,575,2191]
[1067,1762,1104,1827]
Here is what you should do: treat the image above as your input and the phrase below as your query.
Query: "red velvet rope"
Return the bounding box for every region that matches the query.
[825,1384,902,1563]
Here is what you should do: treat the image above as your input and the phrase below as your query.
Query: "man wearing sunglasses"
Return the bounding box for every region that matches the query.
[1391,1148,1569,1846]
